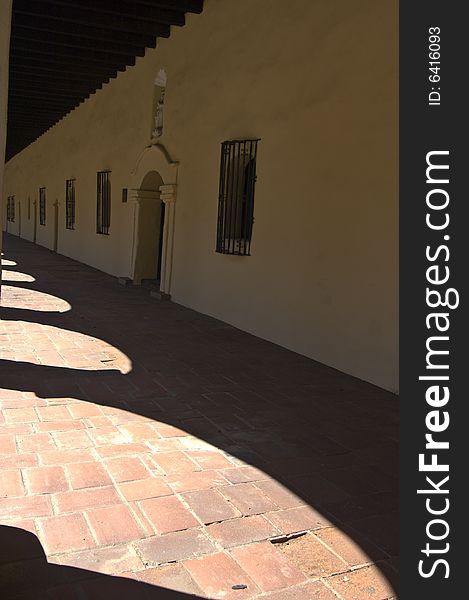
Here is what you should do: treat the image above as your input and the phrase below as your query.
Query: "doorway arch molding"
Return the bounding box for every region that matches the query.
[131,143,178,189]
[130,144,178,297]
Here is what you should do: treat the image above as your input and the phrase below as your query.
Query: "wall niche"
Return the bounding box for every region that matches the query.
[150,68,167,144]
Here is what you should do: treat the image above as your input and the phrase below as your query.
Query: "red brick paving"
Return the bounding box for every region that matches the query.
[103,455,150,482]
[0,494,52,518]
[0,433,17,454]
[85,504,145,545]
[327,563,398,599]
[38,513,96,554]
[261,581,339,599]
[181,488,240,524]
[54,485,121,513]
[265,506,333,534]
[166,469,229,493]
[139,495,199,534]
[315,526,388,568]
[118,476,172,501]
[230,542,307,592]
[135,528,217,565]
[0,468,24,497]
[66,461,113,490]
[23,465,69,494]
[184,552,260,598]
[219,482,279,516]
[152,450,200,475]
[275,533,348,579]
[0,235,398,598]
[135,563,203,595]
[17,431,57,453]
[206,515,279,549]
[254,480,304,510]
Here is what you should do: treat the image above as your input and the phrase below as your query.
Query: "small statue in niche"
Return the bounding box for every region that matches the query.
[151,68,167,143]
[153,87,165,139]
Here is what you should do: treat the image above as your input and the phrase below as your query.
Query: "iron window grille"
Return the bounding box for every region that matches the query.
[7,196,15,222]
[96,171,111,235]
[39,187,46,225]
[216,139,259,256]
[65,179,75,230]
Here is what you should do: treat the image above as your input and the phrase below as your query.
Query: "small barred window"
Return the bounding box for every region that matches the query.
[39,188,46,225]
[216,139,259,256]
[97,171,111,235]
[66,179,75,230]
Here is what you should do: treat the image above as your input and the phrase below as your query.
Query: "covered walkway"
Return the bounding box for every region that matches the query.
[0,234,398,599]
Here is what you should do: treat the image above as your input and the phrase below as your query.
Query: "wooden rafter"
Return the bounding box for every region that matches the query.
[6,0,204,159]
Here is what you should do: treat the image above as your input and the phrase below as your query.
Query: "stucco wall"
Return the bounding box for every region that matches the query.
[3,0,398,391]
[0,0,12,259]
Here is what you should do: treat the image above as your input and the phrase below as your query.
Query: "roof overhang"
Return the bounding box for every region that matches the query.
[6,0,204,160]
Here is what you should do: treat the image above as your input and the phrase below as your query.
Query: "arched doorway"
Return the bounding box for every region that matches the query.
[33,198,37,243]
[132,170,164,286]
[130,144,178,298]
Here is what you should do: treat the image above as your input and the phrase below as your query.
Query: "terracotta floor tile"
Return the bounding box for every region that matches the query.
[135,529,217,565]
[104,456,150,482]
[206,515,279,548]
[230,542,307,592]
[182,488,240,524]
[275,532,348,578]
[66,461,113,489]
[327,563,398,599]
[38,513,95,554]
[152,451,200,475]
[265,506,332,534]
[16,433,56,453]
[139,495,199,534]
[54,543,143,575]
[86,504,144,545]
[184,552,259,598]
[220,483,279,516]
[135,563,202,595]
[0,469,24,497]
[118,476,172,501]
[24,465,69,494]
[261,581,339,599]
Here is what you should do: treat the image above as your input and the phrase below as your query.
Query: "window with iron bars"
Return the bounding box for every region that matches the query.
[39,188,46,225]
[6,196,15,222]
[96,171,111,235]
[65,179,75,230]
[216,139,259,256]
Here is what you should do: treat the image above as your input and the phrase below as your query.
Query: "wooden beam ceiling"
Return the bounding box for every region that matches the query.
[7,0,204,160]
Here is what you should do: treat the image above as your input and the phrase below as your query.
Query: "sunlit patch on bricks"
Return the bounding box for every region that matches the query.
[1,286,71,312]
[1,269,36,282]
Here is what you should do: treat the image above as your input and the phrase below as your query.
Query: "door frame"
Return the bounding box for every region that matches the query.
[130,144,178,297]
[33,198,37,243]
[53,199,59,252]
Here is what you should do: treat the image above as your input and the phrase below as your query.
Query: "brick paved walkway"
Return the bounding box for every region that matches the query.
[0,234,398,599]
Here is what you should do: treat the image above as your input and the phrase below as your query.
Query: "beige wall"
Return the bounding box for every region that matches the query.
[0,0,12,259]
[3,0,398,392]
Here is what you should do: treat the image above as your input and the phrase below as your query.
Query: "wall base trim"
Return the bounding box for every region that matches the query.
[118,277,133,286]
[150,289,171,301]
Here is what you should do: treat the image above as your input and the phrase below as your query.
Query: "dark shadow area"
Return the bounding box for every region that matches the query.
[0,525,200,599]
[1,234,399,592]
